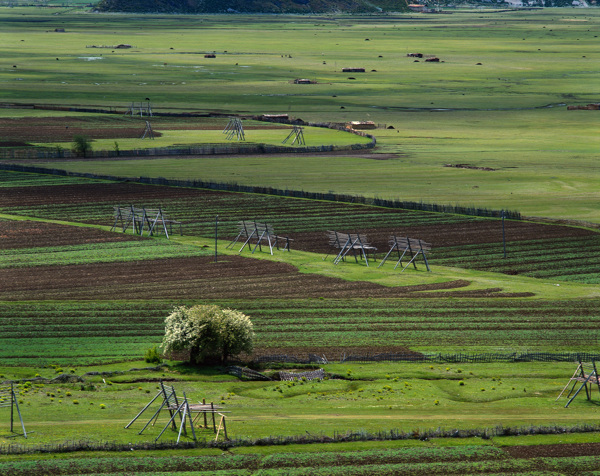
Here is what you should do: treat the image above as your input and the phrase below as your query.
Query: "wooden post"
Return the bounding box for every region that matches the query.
[211,402,216,432]
[10,382,13,433]
[222,414,228,440]
[502,210,507,259]
[592,360,600,397]
[203,398,208,428]
[214,215,218,263]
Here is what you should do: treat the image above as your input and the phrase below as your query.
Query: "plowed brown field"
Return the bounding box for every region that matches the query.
[2,182,595,254]
[0,116,286,144]
[0,250,530,301]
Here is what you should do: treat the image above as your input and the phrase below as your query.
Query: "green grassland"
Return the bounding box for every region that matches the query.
[2,358,600,469]
[34,121,372,150]
[2,9,599,221]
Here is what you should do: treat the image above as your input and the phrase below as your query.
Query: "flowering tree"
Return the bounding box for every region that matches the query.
[161,305,254,364]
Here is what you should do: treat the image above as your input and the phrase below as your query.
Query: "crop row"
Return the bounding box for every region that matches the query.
[2,173,598,282]
[2,196,474,234]
[0,177,477,231]
[0,299,599,364]
[0,170,106,188]
[0,240,210,269]
[434,235,600,282]
[2,447,600,475]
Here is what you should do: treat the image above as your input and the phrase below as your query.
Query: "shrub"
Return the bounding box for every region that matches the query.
[161,305,254,364]
[71,135,92,158]
[144,345,162,364]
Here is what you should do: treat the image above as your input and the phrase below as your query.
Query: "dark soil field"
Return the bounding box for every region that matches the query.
[0,236,525,301]
[2,182,595,252]
[0,116,288,145]
[0,219,141,249]
[1,180,597,283]
[1,173,599,359]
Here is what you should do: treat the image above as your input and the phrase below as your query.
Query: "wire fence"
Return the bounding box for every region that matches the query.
[253,352,600,364]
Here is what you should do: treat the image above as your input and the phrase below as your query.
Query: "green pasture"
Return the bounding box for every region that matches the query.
[34,122,372,150]
[2,9,598,111]
[1,360,600,455]
[2,9,600,221]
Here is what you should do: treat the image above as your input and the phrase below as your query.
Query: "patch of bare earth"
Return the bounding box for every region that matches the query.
[0,254,524,301]
[505,442,600,458]
[0,219,141,249]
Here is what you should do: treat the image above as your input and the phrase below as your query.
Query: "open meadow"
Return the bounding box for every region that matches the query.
[1,6,600,474]
[2,8,600,221]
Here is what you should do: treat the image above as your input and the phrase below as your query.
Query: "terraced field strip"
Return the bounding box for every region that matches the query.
[0,302,171,365]
[1,299,599,365]
[0,180,478,236]
[0,169,109,187]
[235,298,600,355]
[0,240,210,268]
[1,173,598,283]
[2,445,600,475]
[435,236,600,284]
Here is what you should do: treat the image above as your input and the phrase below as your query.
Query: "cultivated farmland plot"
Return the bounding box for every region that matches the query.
[1,7,600,467]
[1,171,599,362]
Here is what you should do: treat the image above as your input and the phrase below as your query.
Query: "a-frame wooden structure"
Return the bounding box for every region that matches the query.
[125,381,196,443]
[377,236,431,272]
[223,118,245,141]
[282,125,305,145]
[111,205,181,239]
[140,121,155,139]
[325,231,377,267]
[125,101,152,117]
[0,382,27,438]
[556,359,600,408]
[125,381,229,443]
[226,220,292,255]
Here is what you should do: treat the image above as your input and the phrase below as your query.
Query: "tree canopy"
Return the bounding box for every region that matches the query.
[161,305,254,364]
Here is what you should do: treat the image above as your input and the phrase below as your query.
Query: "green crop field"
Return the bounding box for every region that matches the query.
[2,7,600,472]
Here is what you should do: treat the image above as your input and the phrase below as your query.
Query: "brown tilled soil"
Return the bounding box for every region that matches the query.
[0,116,289,143]
[0,117,161,142]
[285,220,596,253]
[0,219,142,249]
[505,442,600,458]
[1,183,595,253]
[0,252,531,301]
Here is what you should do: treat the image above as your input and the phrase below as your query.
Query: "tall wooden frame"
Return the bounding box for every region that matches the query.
[111,205,182,239]
[378,235,431,272]
[556,359,600,408]
[226,220,292,255]
[0,383,27,438]
[325,231,376,267]
[282,125,305,145]
[223,118,245,141]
